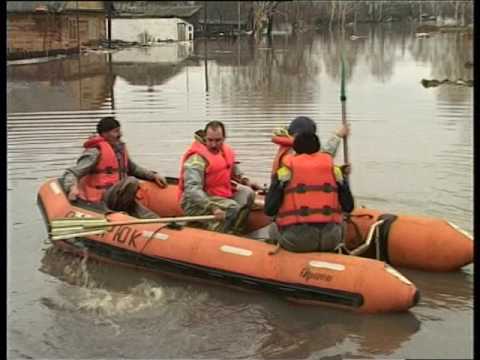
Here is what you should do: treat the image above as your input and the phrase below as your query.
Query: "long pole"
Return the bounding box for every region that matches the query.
[238,1,241,34]
[204,1,208,37]
[340,55,349,166]
[203,1,209,92]
[107,1,112,48]
[76,1,80,54]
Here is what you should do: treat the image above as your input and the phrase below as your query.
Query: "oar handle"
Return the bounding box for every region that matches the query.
[341,100,349,165]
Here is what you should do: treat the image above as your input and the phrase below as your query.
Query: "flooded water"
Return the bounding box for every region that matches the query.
[7,23,473,359]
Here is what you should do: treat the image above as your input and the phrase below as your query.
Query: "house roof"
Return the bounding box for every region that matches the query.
[7,1,104,13]
[199,19,249,26]
[112,3,202,19]
[7,1,67,13]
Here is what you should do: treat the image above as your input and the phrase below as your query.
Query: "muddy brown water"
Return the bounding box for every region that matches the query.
[8,24,472,359]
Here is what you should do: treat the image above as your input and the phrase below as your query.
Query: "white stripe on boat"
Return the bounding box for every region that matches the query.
[220,245,252,257]
[309,261,345,271]
[446,221,473,240]
[49,182,61,195]
[385,265,413,285]
[142,231,169,241]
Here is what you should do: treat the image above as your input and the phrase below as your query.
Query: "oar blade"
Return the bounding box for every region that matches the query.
[50,217,108,228]
[50,226,86,235]
[50,229,106,241]
[48,214,218,240]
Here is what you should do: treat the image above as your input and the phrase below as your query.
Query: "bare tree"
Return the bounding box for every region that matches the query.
[251,1,280,40]
[453,1,460,25]
[329,1,336,29]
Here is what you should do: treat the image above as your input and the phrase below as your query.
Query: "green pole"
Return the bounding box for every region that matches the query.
[340,55,349,166]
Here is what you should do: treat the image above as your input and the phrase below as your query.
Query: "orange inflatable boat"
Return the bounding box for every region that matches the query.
[38,178,419,313]
[135,178,473,272]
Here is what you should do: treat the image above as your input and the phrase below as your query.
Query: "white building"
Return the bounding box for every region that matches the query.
[111,3,201,44]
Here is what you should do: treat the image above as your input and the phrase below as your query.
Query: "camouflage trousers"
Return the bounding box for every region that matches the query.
[103,176,158,219]
[268,222,345,253]
[181,184,255,234]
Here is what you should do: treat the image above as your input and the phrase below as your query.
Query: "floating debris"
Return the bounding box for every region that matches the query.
[350,35,367,41]
[415,32,431,38]
[421,78,473,88]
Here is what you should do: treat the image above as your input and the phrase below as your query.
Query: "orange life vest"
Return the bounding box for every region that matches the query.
[77,136,128,203]
[271,135,294,173]
[178,141,235,199]
[276,152,342,227]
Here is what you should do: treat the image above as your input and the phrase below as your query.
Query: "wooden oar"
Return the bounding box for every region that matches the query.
[48,214,217,241]
[51,214,217,229]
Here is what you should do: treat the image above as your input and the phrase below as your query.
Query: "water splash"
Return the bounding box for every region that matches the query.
[75,279,165,317]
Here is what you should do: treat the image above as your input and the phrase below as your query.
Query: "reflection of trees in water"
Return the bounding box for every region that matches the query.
[365,26,396,82]
[314,23,413,84]
[204,35,321,104]
[409,31,473,104]
[318,29,360,81]
[409,32,473,81]
[200,24,472,105]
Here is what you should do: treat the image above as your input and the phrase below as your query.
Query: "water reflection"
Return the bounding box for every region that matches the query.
[7,53,111,113]
[196,35,321,102]
[401,267,473,313]
[112,44,194,88]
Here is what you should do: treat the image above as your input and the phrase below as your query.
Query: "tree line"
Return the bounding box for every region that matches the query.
[195,1,473,38]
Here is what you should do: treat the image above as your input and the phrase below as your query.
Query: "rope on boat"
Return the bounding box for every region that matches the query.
[135,224,171,266]
[342,219,385,257]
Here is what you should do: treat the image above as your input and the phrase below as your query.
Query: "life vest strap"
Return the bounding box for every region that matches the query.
[92,167,127,174]
[94,183,114,190]
[284,183,338,194]
[277,206,342,218]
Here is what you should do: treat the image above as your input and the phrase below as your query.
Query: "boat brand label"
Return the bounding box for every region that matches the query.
[220,245,252,257]
[49,182,62,195]
[142,231,169,241]
[300,267,333,282]
[308,261,345,271]
[111,225,142,249]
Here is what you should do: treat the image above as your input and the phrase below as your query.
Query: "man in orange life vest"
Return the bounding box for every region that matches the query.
[264,132,354,252]
[178,121,261,233]
[61,117,168,218]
